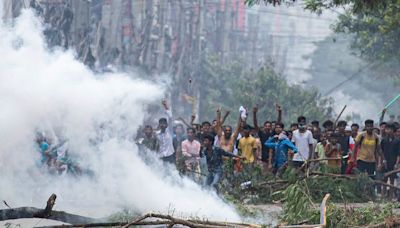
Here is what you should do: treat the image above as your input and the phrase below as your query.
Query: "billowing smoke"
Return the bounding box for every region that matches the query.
[0,10,240,221]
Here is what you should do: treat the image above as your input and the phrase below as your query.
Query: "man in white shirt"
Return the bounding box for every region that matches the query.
[156,100,175,164]
[292,116,314,167]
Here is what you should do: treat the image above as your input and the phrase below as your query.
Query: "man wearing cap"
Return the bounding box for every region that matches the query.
[336,120,353,174]
[292,116,314,167]
[265,129,298,174]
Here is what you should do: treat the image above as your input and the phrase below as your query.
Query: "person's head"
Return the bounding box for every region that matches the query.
[320,133,327,144]
[337,120,347,133]
[202,134,214,148]
[212,119,217,128]
[364,119,374,134]
[186,127,196,141]
[297,116,307,125]
[323,120,334,131]
[379,122,387,135]
[330,133,339,144]
[290,123,298,131]
[144,125,153,137]
[223,125,233,138]
[175,123,184,136]
[278,132,288,141]
[271,121,276,131]
[202,121,211,133]
[287,130,293,140]
[158,118,168,132]
[394,122,400,130]
[396,128,400,138]
[311,120,319,128]
[386,123,396,136]
[298,122,306,133]
[243,124,252,137]
[275,122,284,134]
[263,121,272,132]
[344,126,352,137]
[325,129,334,138]
[351,123,359,137]
[313,126,321,141]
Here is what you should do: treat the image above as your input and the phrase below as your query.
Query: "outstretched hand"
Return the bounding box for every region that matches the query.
[252,104,258,113]
[162,99,168,110]
[275,103,282,112]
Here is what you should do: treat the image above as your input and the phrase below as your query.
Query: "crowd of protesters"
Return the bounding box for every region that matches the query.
[136,101,400,198]
[33,99,400,199]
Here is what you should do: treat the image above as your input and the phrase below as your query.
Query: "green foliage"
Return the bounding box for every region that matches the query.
[246,0,400,83]
[277,179,396,227]
[306,0,400,82]
[201,56,333,126]
[327,203,395,227]
[305,174,374,203]
[278,181,320,225]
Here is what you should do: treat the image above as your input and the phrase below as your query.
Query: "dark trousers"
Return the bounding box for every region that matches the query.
[206,169,223,190]
[341,159,348,174]
[292,161,304,168]
[162,153,176,165]
[357,160,375,177]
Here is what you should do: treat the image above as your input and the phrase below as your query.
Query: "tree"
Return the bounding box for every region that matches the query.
[245,0,400,83]
[200,56,333,125]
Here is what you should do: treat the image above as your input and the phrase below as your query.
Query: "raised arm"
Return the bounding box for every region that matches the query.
[253,105,259,131]
[162,100,173,134]
[216,107,223,137]
[221,110,231,125]
[177,117,191,129]
[379,108,387,125]
[232,113,242,139]
[265,137,277,148]
[276,103,282,123]
[283,140,298,153]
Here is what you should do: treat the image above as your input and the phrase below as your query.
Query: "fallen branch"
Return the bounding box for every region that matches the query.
[0,194,96,225]
[374,181,400,191]
[309,172,356,180]
[258,180,289,186]
[384,168,400,178]
[44,213,263,228]
[366,216,400,228]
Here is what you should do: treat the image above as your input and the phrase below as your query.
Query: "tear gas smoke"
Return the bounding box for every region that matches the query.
[0,10,240,221]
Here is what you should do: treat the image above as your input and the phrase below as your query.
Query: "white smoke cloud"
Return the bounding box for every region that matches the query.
[0,10,240,221]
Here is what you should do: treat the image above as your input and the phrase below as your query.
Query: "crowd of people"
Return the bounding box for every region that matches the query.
[136,101,400,198]
[34,99,400,199]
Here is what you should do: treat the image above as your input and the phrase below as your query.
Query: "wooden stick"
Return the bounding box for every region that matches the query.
[334,105,347,127]
[122,213,153,228]
[258,180,289,186]
[374,181,400,191]
[34,193,56,218]
[384,168,400,178]
[310,171,356,180]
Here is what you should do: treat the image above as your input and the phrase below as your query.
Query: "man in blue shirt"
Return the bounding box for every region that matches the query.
[265,130,297,173]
